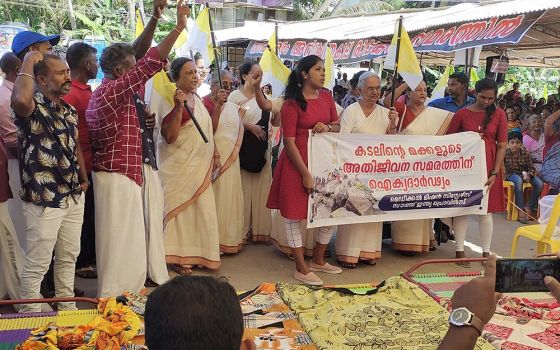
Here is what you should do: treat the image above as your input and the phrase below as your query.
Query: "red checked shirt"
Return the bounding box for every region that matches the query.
[86,47,166,186]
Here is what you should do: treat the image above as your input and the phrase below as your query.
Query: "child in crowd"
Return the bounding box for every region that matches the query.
[506,106,522,132]
[504,131,544,223]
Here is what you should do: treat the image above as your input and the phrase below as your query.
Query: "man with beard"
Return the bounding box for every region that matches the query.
[11,52,88,312]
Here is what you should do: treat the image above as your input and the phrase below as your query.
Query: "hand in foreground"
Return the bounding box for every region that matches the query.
[23,51,44,65]
[216,89,229,105]
[144,106,156,129]
[544,252,560,301]
[312,122,329,133]
[451,254,501,325]
[176,0,190,30]
[302,173,313,194]
[249,69,263,89]
[248,124,266,141]
[152,0,167,19]
[173,89,188,107]
[484,175,496,192]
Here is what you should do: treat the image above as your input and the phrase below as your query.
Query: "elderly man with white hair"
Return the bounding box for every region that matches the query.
[335,71,399,269]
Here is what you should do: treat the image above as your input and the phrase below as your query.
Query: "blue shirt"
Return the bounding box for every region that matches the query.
[428,95,475,113]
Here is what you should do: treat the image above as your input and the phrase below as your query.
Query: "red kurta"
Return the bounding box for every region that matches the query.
[447,107,507,213]
[267,90,338,220]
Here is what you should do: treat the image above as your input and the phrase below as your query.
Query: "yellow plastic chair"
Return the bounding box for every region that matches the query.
[510,194,560,256]
[503,180,533,221]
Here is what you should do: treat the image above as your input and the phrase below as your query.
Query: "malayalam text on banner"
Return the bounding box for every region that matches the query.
[307,132,488,228]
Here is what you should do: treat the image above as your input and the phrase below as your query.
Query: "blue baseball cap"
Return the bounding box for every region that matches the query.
[12,31,61,56]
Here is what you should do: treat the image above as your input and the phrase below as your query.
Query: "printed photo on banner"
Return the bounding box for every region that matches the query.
[307,132,489,228]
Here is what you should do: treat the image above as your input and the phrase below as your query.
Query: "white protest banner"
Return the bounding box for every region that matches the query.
[307,131,488,228]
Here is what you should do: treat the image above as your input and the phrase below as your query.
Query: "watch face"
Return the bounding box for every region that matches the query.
[451,308,470,325]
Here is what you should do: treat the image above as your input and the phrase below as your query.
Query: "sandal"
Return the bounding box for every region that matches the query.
[337,260,357,269]
[75,266,97,279]
[171,264,193,276]
[362,259,376,266]
[429,240,438,251]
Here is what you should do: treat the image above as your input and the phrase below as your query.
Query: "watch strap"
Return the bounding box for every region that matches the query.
[468,314,484,336]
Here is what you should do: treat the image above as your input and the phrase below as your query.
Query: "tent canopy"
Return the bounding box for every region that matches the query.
[215,0,560,67]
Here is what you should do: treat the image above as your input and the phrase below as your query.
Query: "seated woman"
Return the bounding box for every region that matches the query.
[542,109,560,189]
[157,57,220,275]
[335,71,398,268]
[523,115,545,174]
[383,79,454,254]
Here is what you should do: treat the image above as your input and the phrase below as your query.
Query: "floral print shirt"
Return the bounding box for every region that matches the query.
[14,92,82,208]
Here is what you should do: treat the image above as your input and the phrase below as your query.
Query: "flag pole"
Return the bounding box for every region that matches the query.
[390,16,404,108]
[205,2,223,89]
[274,22,279,57]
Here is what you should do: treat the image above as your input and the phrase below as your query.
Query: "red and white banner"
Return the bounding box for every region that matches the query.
[307,132,488,228]
[245,11,544,64]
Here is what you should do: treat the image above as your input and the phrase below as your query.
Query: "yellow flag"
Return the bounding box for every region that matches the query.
[260,30,290,98]
[185,7,215,65]
[135,9,144,39]
[324,44,335,90]
[427,65,453,105]
[145,70,177,130]
[470,68,479,84]
[383,19,423,90]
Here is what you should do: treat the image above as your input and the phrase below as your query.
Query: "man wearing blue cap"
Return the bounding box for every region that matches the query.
[11,31,60,61]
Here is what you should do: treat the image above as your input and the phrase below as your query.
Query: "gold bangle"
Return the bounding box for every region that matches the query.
[17,72,34,79]
[173,27,183,35]
[151,15,160,21]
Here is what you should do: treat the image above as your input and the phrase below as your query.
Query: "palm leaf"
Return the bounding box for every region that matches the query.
[332,0,394,16]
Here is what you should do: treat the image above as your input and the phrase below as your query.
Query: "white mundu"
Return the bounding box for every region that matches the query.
[336,101,390,264]
[212,102,245,254]
[392,105,453,252]
[157,96,220,269]
[228,89,272,242]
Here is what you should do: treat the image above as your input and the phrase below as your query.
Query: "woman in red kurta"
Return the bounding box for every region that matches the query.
[446,78,507,265]
[267,55,342,286]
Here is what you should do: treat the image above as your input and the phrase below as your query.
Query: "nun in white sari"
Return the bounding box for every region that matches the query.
[206,70,245,254]
[228,62,280,242]
[336,72,400,268]
[158,58,220,275]
[383,80,453,253]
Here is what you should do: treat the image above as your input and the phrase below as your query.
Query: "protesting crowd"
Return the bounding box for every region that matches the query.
[2,0,560,348]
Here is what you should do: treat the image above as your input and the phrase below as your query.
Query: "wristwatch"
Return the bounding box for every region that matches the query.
[448,307,484,335]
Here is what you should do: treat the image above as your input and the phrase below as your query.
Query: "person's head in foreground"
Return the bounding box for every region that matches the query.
[145,276,256,350]
[446,72,468,99]
[34,54,72,98]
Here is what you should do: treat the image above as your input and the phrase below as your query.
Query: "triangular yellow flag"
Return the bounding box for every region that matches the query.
[324,44,335,90]
[260,30,290,98]
[383,18,423,91]
[185,7,215,65]
[135,9,144,39]
[145,70,177,129]
[427,65,453,105]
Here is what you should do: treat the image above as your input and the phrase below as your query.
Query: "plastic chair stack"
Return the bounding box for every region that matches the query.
[510,194,560,256]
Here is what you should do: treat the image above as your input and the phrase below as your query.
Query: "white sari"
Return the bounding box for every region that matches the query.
[336,102,389,263]
[392,105,453,252]
[157,96,220,269]
[213,102,245,254]
[228,90,272,242]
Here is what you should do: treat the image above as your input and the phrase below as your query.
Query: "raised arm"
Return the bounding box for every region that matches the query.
[156,0,190,61]
[211,89,228,132]
[11,51,43,118]
[383,82,408,108]
[161,89,188,144]
[248,70,273,112]
[132,0,167,59]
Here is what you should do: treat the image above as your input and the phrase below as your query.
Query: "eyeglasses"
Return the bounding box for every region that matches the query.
[197,68,210,75]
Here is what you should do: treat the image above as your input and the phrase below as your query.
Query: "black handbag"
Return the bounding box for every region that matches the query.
[239,110,270,173]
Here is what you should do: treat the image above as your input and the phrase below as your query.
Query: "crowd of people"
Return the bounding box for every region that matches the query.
[1,0,560,315]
